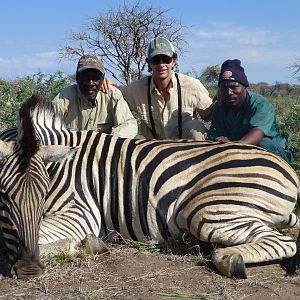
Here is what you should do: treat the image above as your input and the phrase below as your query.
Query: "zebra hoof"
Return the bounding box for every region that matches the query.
[284,249,300,275]
[82,234,109,255]
[13,260,45,279]
[212,250,247,279]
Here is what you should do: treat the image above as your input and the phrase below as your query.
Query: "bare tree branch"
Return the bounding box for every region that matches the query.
[289,60,300,81]
[59,2,189,85]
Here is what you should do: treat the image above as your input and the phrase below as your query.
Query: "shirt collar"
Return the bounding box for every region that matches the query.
[150,71,176,93]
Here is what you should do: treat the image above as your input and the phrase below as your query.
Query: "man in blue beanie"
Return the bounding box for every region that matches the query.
[207,59,293,163]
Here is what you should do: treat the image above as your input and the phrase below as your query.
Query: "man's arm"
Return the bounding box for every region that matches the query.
[111,89,138,139]
[238,128,264,145]
[51,92,69,118]
[215,128,264,145]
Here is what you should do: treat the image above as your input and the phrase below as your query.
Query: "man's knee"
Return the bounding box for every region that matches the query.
[259,137,293,163]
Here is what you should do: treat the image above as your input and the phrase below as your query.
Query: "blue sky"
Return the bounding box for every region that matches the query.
[1,0,299,84]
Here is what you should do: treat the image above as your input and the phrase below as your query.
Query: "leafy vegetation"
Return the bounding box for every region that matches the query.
[0,71,72,130]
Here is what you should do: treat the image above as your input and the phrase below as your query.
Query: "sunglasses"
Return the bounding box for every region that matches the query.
[150,55,173,65]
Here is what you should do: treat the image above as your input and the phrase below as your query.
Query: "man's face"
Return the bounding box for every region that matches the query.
[219,81,247,110]
[148,55,176,81]
[77,69,104,101]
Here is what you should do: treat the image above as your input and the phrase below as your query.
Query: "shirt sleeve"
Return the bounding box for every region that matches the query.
[196,79,212,111]
[110,88,138,139]
[193,79,213,119]
[249,100,276,136]
[120,85,137,113]
[51,93,69,117]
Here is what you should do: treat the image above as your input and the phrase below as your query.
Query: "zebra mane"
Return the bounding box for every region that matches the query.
[18,94,67,159]
[18,94,43,160]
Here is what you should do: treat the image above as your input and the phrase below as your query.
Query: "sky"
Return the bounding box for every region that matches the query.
[0,0,300,84]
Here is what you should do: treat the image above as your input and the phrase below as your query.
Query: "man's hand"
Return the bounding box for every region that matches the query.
[100,77,119,94]
[213,89,223,106]
[215,136,230,143]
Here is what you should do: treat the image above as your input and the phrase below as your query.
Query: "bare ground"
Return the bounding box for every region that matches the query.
[1,232,300,300]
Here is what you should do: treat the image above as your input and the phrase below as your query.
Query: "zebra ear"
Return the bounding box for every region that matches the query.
[37,145,80,163]
[0,140,15,159]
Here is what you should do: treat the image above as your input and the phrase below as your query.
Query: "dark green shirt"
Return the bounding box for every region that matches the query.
[207,91,288,149]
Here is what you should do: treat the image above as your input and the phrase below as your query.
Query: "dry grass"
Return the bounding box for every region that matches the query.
[1,239,300,300]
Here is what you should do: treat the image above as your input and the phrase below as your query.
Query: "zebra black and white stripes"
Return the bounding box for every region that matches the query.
[0,94,299,279]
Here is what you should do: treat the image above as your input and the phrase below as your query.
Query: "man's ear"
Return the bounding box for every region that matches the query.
[146,58,152,72]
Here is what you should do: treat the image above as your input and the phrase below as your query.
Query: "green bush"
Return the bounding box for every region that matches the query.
[0,71,72,130]
[278,104,300,175]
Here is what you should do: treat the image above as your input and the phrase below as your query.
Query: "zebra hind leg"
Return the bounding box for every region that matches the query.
[210,223,297,279]
[211,250,247,279]
[283,229,300,275]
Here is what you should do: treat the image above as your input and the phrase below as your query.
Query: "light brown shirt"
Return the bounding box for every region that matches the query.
[52,84,138,138]
[122,72,212,139]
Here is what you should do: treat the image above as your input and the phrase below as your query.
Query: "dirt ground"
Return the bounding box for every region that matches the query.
[1,234,300,300]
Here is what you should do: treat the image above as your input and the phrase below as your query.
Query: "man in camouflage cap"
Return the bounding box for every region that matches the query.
[52,54,137,138]
[121,37,214,140]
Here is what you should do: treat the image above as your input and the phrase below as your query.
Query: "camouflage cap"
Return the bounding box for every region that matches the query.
[147,37,176,59]
[77,54,105,75]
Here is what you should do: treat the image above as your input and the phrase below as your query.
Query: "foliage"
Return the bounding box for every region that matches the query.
[59,1,188,85]
[185,68,219,98]
[0,72,71,130]
[199,64,221,87]
[250,82,300,97]
[289,60,300,82]
[278,103,300,175]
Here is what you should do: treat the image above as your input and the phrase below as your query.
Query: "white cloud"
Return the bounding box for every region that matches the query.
[1,22,299,84]
[0,52,74,79]
[181,22,300,83]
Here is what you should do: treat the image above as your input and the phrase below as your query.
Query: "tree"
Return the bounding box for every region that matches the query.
[59,2,187,85]
[289,60,300,82]
[199,64,221,86]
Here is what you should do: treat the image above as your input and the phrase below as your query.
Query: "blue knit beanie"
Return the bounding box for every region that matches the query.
[218,59,249,87]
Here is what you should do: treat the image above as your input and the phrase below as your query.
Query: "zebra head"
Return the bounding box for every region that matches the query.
[0,95,78,279]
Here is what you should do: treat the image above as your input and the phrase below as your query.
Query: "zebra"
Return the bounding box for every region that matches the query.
[0,94,299,279]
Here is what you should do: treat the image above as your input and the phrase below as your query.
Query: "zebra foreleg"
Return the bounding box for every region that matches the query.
[39,234,108,257]
[81,234,109,255]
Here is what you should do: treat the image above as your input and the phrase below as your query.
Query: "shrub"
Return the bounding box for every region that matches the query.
[0,72,72,130]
